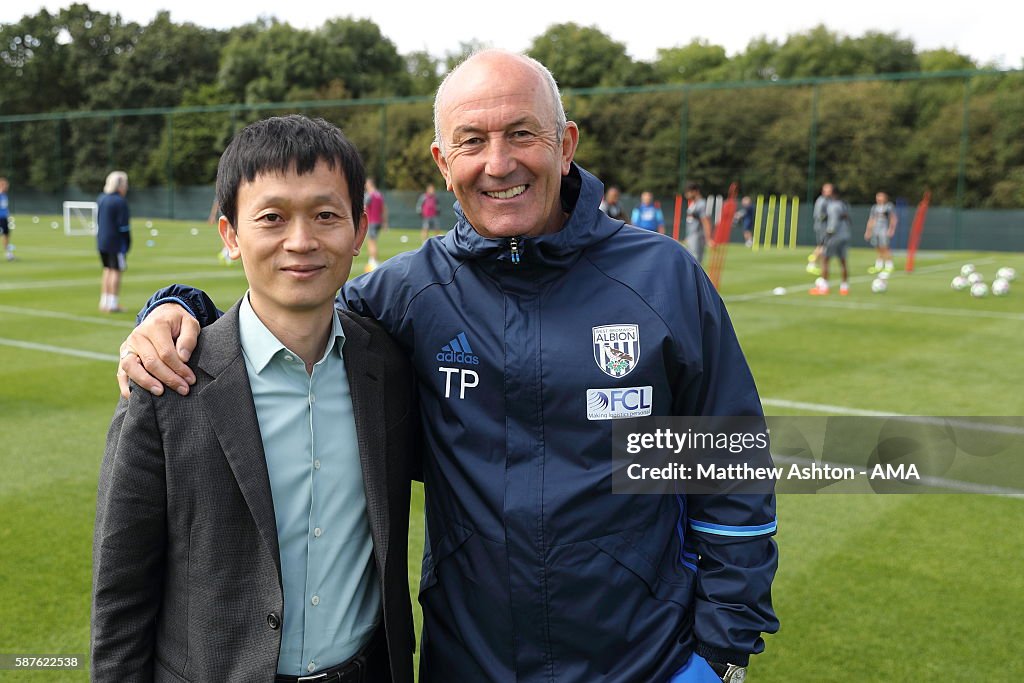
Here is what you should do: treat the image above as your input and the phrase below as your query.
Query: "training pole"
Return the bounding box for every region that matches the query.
[764,195,776,249]
[708,183,739,289]
[672,194,683,242]
[752,195,765,252]
[905,190,931,273]
[789,197,800,249]
[777,196,788,249]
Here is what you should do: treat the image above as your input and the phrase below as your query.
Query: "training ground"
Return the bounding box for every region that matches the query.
[1,216,1022,681]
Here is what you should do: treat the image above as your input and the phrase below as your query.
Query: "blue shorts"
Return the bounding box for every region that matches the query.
[99,251,127,271]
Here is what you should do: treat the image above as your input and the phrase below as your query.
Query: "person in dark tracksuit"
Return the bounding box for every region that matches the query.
[119,50,779,683]
[96,171,131,312]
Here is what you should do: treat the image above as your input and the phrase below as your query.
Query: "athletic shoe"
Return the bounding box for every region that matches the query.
[883,264,894,273]
[839,283,849,296]
[867,266,880,274]
[809,286,829,295]
[806,263,821,275]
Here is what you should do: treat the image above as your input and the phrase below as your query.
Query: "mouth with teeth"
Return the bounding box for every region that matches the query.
[483,185,528,200]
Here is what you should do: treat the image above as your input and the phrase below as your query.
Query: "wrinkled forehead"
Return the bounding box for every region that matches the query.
[437,58,554,133]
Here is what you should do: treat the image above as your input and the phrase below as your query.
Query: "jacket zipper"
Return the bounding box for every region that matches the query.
[509,236,521,265]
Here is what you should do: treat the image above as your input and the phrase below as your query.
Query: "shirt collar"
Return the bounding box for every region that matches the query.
[238,293,346,374]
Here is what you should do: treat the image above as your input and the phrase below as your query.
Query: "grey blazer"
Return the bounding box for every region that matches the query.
[92,301,418,682]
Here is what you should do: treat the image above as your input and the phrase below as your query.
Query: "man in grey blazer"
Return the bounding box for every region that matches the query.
[92,116,417,682]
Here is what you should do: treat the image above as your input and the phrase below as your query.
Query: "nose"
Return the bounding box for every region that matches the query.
[284,216,319,252]
[483,136,517,178]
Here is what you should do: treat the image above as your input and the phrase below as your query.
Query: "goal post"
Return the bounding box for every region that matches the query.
[63,201,98,236]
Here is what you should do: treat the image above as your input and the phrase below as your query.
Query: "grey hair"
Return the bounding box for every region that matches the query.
[103,171,128,194]
[433,49,568,156]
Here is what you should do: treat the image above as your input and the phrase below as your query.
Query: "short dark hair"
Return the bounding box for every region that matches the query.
[216,115,366,228]
[685,181,701,193]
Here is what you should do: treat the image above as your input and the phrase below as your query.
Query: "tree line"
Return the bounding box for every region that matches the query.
[1,5,1022,207]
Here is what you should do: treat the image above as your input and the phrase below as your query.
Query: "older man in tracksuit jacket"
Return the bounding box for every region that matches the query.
[142,162,778,682]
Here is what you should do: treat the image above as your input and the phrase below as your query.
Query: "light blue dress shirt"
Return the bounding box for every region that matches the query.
[238,295,380,676]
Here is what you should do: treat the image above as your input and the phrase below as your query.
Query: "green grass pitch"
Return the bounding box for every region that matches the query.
[0,215,1022,681]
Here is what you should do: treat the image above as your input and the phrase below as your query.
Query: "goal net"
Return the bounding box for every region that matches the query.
[63,201,98,236]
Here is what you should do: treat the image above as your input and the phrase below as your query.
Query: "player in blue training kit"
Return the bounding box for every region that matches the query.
[0,177,13,261]
[631,191,665,233]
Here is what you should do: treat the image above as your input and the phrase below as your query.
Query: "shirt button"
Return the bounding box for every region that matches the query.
[310,394,316,404]
[311,595,320,606]
[314,527,322,538]
[284,354,293,362]
[314,460,321,470]
[267,612,280,630]
[307,662,316,673]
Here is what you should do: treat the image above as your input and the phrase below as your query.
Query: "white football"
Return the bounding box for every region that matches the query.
[967,272,983,284]
[871,278,887,293]
[970,282,988,298]
[992,278,1010,296]
[996,267,1017,281]
[951,276,969,291]
[960,264,976,277]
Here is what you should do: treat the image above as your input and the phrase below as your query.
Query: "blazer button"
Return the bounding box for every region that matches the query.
[267,612,281,630]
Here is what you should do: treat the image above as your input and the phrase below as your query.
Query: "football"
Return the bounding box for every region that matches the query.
[871,278,887,293]
[967,272,984,284]
[992,278,1010,296]
[951,276,969,291]
[960,264,976,277]
[996,267,1017,281]
[970,282,988,298]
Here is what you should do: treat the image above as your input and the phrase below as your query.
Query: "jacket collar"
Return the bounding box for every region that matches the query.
[442,163,623,270]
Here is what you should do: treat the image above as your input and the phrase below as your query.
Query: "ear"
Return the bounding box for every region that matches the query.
[353,211,369,256]
[559,121,580,176]
[218,216,241,260]
[431,142,453,191]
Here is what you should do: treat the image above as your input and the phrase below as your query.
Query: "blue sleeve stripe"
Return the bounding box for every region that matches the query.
[689,519,777,536]
[140,296,198,322]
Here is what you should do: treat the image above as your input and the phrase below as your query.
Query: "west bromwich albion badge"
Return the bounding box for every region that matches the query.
[592,324,640,378]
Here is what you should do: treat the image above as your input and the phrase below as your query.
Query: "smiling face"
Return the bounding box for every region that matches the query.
[220,160,367,323]
[431,52,579,239]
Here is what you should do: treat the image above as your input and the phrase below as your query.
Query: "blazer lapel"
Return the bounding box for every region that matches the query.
[339,311,390,572]
[196,301,282,575]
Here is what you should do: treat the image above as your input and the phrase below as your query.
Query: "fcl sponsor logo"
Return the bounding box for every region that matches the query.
[593,324,640,378]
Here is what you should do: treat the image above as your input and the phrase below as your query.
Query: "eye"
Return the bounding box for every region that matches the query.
[317,211,337,220]
[511,129,534,138]
[258,212,283,223]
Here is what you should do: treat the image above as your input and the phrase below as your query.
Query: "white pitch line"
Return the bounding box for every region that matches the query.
[763,398,893,417]
[0,337,118,362]
[724,257,998,303]
[757,297,1024,322]
[762,398,1024,435]
[0,305,135,328]
[0,270,243,291]
[771,454,1024,498]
